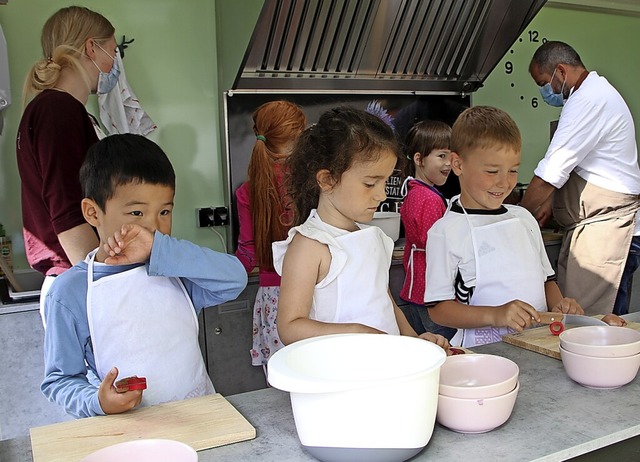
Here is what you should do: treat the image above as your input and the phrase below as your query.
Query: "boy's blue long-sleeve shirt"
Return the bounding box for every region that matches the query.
[41,232,248,418]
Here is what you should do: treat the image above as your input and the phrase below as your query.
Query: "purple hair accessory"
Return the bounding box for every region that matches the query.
[365,100,395,131]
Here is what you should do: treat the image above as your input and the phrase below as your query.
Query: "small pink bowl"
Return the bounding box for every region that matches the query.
[559,345,640,389]
[437,382,520,434]
[559,326,640,358]
[439,354,519,399]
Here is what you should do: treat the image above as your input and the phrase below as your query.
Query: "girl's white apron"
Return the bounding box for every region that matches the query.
[321,226,400,335]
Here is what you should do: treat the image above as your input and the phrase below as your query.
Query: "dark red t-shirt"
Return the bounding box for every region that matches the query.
[16,89,99,275]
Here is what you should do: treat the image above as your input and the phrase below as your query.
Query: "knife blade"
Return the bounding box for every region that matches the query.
[536,312,607,327]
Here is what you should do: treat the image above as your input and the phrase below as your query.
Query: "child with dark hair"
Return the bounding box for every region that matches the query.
[273,106,450,353]
[399,120,457,340]
[41,134,247,418]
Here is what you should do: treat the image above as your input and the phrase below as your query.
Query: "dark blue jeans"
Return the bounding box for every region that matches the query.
[402,302,458,341]
[613,235,640,316]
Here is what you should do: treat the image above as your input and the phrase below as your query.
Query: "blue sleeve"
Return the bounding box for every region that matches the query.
[147,232,248,312]
[41,276,105,418]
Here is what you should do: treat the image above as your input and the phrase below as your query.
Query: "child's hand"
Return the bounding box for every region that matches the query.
[494,300,539,332]
[98,367,144,415]
[550,297,584,315]
[602,313,627,327]
[103,224,154,265]
[418,332,451,352]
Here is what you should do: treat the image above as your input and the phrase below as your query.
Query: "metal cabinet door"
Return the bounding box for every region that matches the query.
[202,281,267,396]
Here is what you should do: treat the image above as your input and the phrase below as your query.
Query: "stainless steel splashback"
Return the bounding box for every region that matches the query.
[234,0,547,93]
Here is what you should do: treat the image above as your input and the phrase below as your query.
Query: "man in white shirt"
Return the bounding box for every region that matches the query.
[522,41,640,316]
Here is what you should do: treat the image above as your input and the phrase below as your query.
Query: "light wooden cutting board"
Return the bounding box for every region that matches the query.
[502,317,640,360]
[30,394,255,462]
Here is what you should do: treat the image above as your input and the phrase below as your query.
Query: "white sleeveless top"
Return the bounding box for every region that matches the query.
[273,210,399,335]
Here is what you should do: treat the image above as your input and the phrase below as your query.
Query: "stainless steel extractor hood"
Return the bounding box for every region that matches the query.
[233,0,547,94]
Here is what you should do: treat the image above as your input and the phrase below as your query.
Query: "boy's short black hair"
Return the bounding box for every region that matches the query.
[80,134,176,211]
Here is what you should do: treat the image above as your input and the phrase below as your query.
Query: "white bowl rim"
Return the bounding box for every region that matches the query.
[559,344,640,360]
[439,354,519,398]
[80,438,197,461]
[438,380,520,402]
[559,326,640,350]
[268,333,447,394]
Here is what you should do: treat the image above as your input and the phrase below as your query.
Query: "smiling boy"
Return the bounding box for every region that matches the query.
[424,106,583,347]
[41,134,247,418]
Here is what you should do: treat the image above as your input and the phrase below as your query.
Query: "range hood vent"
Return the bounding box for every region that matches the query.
[234,0,546,94]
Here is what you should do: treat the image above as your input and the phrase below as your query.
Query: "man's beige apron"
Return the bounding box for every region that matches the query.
[553,172,639,315]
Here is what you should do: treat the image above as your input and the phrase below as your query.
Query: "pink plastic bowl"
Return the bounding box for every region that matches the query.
[559,326,640,358]
[436,382,519,434]
[439,354,519,399]
[80,439,197,462]
[559,345,640,389]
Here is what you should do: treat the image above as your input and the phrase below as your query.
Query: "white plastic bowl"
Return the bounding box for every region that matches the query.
[364,211,401,241]
[437,381,520,434]
[80,439,197,462]
[439,354,519,399]
[559,345,640,389]
[267,334,447,462]
[559,326,640,358]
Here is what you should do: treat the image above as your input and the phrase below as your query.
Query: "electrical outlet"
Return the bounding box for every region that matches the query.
[197,207,215,227]
[213,206,229,226]
[197,206,229,227]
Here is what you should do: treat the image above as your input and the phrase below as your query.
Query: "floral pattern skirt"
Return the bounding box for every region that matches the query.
[250,286,283,366]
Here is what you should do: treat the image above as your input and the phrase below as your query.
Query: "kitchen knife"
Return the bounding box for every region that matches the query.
[536,312,607,327]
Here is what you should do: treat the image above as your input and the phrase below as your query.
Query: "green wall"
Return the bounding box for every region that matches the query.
[474,4,640,183]
[0,0,226,270]
[1,1,639,270]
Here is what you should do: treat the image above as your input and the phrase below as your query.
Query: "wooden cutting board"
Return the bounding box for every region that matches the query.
[502,317,640,360]
[30,394,256,462]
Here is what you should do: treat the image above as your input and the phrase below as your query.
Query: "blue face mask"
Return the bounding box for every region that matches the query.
[539,67,565,107]
[91,43,120,95]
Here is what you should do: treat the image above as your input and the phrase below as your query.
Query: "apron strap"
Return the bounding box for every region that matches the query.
[565,200,640,231]
[407,244,425,299]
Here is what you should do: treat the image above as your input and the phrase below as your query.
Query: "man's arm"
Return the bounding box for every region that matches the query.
[521,176,557,227]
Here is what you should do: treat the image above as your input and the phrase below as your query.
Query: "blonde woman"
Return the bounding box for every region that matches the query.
[17,6,119,320]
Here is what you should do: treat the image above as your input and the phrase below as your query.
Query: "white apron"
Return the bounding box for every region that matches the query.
[322,226,399,334]
[86,250,213,407]
[453,205,547,347]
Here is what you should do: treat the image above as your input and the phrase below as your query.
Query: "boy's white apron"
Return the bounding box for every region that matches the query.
[453,202,547,347]
[86,249,213,408]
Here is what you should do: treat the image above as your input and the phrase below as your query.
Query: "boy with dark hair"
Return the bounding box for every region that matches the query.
[41,134,247,417]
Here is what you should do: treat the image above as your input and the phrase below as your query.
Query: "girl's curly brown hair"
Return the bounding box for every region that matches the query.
[286,106,403,226]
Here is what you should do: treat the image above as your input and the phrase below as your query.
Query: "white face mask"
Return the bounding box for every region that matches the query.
[91,42,120,94]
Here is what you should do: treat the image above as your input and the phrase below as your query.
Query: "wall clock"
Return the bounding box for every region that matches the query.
[503,28,550,111]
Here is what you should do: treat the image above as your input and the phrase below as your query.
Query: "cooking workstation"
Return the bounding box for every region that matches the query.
[2,323,640,461]
[3,0,640,461]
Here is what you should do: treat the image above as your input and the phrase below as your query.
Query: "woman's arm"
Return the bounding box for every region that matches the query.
[58,223,99,265]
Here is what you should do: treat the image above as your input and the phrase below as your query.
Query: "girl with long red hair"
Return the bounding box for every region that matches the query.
[235,100,307,369]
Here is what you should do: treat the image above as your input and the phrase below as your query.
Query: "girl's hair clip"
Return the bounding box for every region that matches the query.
[366,100,395,130]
